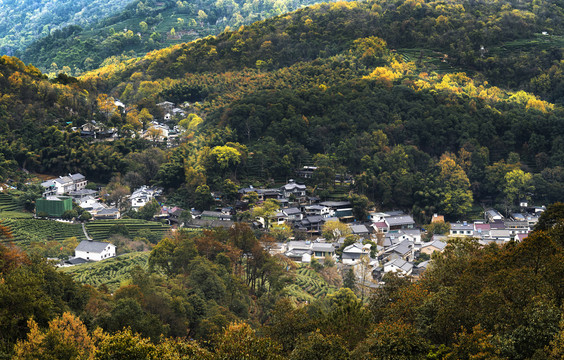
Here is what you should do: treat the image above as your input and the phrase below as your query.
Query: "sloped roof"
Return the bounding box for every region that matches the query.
[69,173,85,181]
[385,215,415,226]
[312,243,335,252]
[350,224,370,234]
[96,207,119,215]
[343,243,365,254]
[451,222,473,230]
[76,240,112,253]
[55,176,73,185]
[281,179,306,191]
[385,258,413,272]
[283,207,302,216]
[422,240,447,251]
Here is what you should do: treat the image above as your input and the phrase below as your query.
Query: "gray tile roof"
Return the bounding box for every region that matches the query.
[312,243,335,252]
[283,207,302,215]
[451,222,474,230]
[385,258,413,272]
[350,224,370,234]
[69,173,86,181]
[320,201,351,208]
[96,208,119,215]
[75,240,112,253]
[385,215,415,226]
[423,240,447,251]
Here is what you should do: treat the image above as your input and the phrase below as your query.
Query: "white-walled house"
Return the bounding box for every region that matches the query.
[383,258,413,276]
[41,173,88,195]
[74,240,116,261]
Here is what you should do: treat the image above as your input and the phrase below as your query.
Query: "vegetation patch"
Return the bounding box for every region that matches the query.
[285,265,337,303]
[60,251,149,292]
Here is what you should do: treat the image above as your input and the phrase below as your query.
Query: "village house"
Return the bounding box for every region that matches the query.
[420,240,447,255]
[485,209,504,223]
[312,243,336,259]
[295,215,327,235]
[35,196,73,217]
[350,224,371,239]
[239,186,285,202]
[280,179,307,200]
[381,239,414,262]
[130,186,161,210]
[384,214,415,231]
[319,201,353,219]
[304,204,331,218]
[341,242,371,265]
[92,207,120,220]
[383,258,413,276]
[450,222,474,237]
[41,173,87,196]
[74,240,116,262]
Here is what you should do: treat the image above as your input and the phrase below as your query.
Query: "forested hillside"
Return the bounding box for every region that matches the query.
[72,0,564,220]
[0,0,133,56]
[1,0,563,219]
[18,0,348,75]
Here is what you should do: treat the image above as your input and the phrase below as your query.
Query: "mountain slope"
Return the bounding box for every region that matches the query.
[18,0,350,75]
[0,0,133,55]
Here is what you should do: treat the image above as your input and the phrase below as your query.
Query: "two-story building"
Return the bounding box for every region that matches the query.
[74,240,116,261]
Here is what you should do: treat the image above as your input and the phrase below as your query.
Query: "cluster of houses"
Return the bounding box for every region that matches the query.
[74,99,189,146]
[39,174,167,221]
[271,210,429,280]
[43,175,545,281]
[270,205,541,282]
[232,180,545,282]
[39,174,120,220]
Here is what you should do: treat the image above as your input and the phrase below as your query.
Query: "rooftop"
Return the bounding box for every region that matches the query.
[75,240,113,253]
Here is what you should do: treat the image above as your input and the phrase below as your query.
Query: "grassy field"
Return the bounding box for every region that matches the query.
[85,219,171,242]
[60,252,150,292]
[285,265,337,303]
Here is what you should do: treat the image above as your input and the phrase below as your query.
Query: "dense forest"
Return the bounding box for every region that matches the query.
[18,0,347,75]
[2,0,564,220]
[1,204,564,359]
[0,0,133,56]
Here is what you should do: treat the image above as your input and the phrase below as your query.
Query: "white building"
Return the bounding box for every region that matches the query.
[74,240,116,261]
[41,173,87,195]
[130,186,161,210]
[383,258,413,276]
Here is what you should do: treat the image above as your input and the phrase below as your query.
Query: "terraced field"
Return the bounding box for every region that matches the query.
[0,193,19,212]
[286,265,337,303]
[0,218,86,245]
[85,219,170,241]
[60,252,149,292]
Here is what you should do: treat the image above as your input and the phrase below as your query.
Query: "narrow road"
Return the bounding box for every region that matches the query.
[82,223,92,240]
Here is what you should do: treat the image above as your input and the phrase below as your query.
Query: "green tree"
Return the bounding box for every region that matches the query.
[422,221,451,242]
[503,169,534,210]
[290,331,349,360]
[252,199,280,229]
[95,328,155,360]
[194,184,214,210]
[348,193,371,221]
[214,322,282,360]
[436,154,473,218]
[322,220,350,242]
